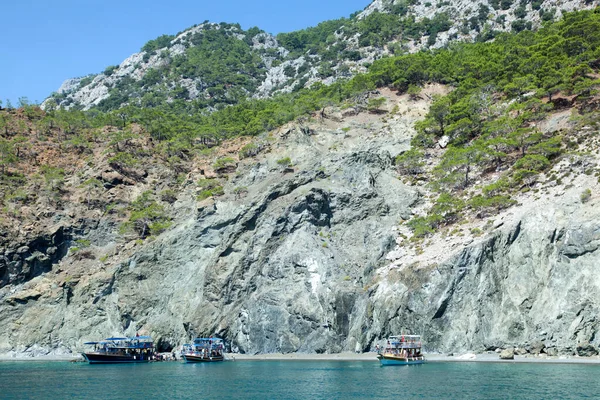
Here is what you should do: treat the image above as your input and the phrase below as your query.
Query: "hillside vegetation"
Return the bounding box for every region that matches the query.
[1,9,599,245]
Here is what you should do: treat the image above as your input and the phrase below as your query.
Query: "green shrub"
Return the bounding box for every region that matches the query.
[122,191,171,238]
[141,34,175,53]
[431,193,465,224]
[531,137,563,158]
[276,157,292,167]
[482,179,510,197]
[395,148,425,175]
[407,215,438,238]
[40,165,65,193]
[367,97,386,113]
[407,84,422,100]
[198,178,219,189]
[108,152,139,168]
[514,155,550,172]
[239,143,260,159]
[213,157,237,172]
[470,227,483,237]
[103,65,118,76]
[581,188,592,203]
[78,76,94,88]
[470,195,516,216]
[197,178,224,200]
[197,186,224,200]
[5,189,30,204]
[76,239,91,248]
[512,169,537,185]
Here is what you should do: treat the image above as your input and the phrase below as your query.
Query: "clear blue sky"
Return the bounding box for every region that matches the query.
[1,0,370,106]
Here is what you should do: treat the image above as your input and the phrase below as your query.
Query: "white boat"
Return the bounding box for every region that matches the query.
[181,338,224,363]
[377,335,424,366]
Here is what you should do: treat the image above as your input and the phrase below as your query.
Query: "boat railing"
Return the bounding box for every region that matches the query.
[389,342,422,349]
[86,336,154,352]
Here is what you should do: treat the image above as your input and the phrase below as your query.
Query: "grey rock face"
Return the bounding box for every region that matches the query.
[370,196,600,355]
[0,111,420,355]
[0,227,72,288]
[3,104,600,357]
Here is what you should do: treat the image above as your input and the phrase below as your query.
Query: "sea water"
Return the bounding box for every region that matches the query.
[1,360,599,399]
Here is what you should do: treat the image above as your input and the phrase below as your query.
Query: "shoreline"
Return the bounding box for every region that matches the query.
[230,352,600,365]
[3,352,600,365]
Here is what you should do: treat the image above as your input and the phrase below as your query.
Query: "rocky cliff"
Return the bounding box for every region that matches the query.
[3,86,600,357]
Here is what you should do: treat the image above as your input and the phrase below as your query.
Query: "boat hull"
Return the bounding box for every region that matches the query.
[378,355,424,366]
[82,352,151,364]
[182,354,224,363]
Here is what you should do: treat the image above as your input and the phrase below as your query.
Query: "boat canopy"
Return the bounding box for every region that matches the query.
[389,335,421,339]
[83,336,154,348]
[383,335,422,349]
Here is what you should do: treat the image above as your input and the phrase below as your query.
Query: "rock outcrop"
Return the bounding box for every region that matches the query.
[368,179,600,355]
[4,89,600,359]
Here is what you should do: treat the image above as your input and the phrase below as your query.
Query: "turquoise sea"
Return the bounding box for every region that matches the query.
[1,360,599,399]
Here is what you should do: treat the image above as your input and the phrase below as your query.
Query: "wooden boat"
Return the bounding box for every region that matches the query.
[82,336,155,364]
[377,335,424,366]
[181,338,224,363]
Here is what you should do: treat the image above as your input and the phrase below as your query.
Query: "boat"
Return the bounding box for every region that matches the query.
[181,338,224,363]
[82,336,155,364]
[377,335,425,366]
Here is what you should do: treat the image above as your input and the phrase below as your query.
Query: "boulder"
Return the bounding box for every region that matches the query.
[322,107,343,122]
[545,347,559,357]
[6,289,42,305]
[529,341,545,355]
[16,246,30,255]
[100,171,126,187]
[515,347,527,355]
[341,107,359,117]
[576,342,598,357]
[438,135,450,149]
[499,349,515,360]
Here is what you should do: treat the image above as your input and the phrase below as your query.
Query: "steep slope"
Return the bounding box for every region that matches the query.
[0,88,426,355]
[47,0,599,111]
[3,83,600,356]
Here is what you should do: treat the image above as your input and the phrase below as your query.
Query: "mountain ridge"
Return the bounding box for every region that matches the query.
[47,0,599,111]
